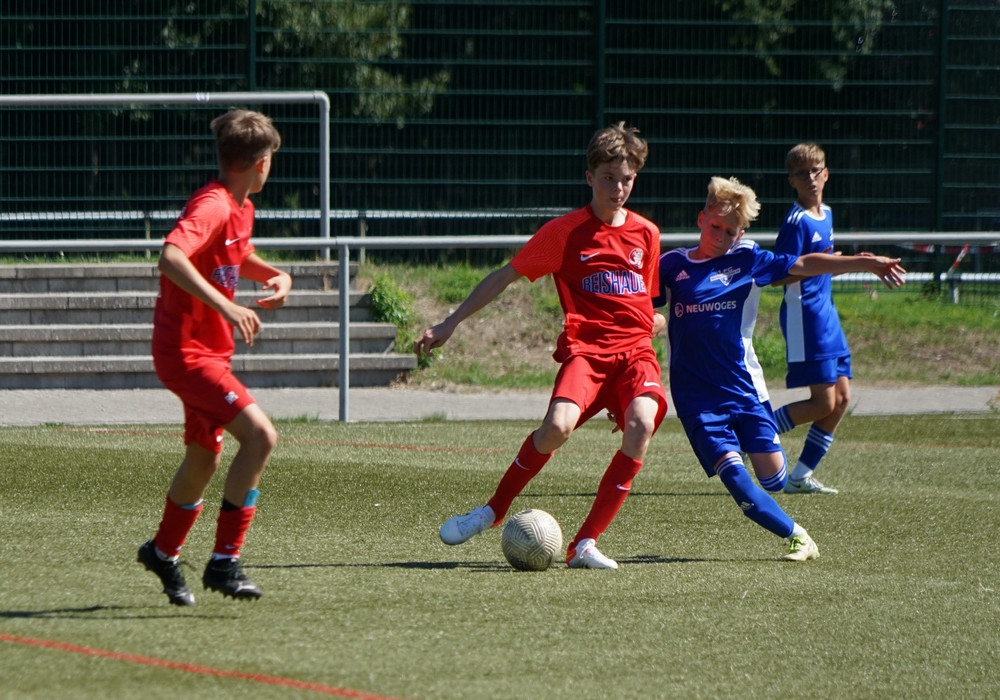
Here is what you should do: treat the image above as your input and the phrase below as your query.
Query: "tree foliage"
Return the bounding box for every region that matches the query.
[255,1,450,122]
[716,0,908,88]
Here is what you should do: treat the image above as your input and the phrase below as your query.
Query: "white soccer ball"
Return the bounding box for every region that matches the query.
[500,509,563,571]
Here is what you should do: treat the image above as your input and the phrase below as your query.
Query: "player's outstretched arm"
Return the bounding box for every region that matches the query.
[791,253,907,289]
[413,263,523,357]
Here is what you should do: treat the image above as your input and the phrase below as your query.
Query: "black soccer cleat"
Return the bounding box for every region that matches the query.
[137,540,196,607]
[202,557,263,600]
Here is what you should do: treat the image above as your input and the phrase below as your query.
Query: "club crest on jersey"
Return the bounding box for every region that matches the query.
[709,266,740,287]
[211,265,241,291]
[628,248,644,269]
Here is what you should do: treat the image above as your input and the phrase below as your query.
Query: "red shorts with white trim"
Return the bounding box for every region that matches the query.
[550,344,668,431]
[154,356,256,452]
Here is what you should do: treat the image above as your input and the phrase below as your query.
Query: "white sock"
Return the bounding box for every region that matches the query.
[789,463,813,483]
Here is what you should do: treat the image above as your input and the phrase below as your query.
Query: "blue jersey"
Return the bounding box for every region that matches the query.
[774,203,849,362]
[654,240,797,417]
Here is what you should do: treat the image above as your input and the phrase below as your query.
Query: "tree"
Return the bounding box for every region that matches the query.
[715,0,905,88]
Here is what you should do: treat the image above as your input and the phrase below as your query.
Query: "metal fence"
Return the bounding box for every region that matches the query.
[1,2,997,245]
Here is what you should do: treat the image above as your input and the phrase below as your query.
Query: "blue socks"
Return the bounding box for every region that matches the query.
[758,459,788,493]
[799,426,834,471]
[773,406,794,434]
[716,454,794,538]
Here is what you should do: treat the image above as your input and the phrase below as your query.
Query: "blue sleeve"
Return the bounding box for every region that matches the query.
[752,246,797,287]
[774,219,805,258]
[652,254,668,308]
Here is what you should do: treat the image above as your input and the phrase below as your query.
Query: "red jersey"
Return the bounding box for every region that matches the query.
[152,180,256,364]
[511,205,660,358]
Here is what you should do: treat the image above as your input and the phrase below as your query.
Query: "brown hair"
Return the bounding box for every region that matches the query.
[785,143,826,173]
[587,121,648,172]
[210,110,282,172]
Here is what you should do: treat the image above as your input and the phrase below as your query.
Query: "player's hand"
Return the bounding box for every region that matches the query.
[868,256,907,288]
[606,411,621,434]
[224,302,262,347]
[413,322,454,358]
[651,312,666,337]
[255,271,292,310]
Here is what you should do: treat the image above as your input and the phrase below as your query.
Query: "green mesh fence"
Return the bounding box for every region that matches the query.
[1,1,997,247]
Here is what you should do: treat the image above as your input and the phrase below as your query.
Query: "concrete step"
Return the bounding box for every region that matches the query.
[0,261,359,294]
[0,262,413,390]
[0,322,400,357]
[0,353,417,389]
[0,290,374,324]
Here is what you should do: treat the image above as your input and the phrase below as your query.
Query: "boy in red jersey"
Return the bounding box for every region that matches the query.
[413,122,667,569]
[138,110,291,605]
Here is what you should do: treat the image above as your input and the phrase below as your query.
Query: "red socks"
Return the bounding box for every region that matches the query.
[212,504,257,559]
[486,433,553,522]
[572,450,642,547]
[153,497,203,559]
[152,496,257,560]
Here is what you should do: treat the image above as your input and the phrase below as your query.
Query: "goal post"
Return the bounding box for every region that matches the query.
[0,91,331,257]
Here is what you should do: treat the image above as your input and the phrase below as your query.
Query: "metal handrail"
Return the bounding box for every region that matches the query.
[2,231,999,420]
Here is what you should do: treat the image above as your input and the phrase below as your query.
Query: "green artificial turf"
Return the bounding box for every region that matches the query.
[1,416,998,699]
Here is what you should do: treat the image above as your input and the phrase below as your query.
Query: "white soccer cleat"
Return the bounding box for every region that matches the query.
[439,505,496,545]
[783,476,838,495]
[566,538,619,570]
[783,534,820,562]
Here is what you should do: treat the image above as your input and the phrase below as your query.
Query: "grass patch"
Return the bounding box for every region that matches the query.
[0,417,998,698]
[359,262,1000,390]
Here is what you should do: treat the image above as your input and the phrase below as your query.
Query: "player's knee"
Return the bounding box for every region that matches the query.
[834,390,850,415]
[626,412,657,440]
[242,419,278,455]
[536,419,573,449]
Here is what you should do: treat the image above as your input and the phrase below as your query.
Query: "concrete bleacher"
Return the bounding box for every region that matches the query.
[0,262,416,389]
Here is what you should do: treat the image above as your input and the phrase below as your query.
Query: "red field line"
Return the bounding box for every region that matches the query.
[65,427,509,454]
[0,634,404,699]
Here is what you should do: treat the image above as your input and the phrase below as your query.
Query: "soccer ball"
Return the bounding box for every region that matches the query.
[500,509,563,571]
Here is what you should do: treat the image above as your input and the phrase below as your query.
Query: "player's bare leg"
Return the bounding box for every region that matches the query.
[781,377,848,494]
[139,443,221,606]
[201,404,277,600]
[440,400,579,545]
[568,394,659,569]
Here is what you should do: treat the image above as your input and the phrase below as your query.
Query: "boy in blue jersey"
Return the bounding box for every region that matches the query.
[654,176,905,560]
[771,143,849,494]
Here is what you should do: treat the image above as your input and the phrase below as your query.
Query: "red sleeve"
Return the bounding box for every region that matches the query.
[165,187,232,257]
[511,208,588,281]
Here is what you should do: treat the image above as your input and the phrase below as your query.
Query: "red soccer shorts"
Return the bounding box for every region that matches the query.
[551,344,668,431]
[155,357,256,452]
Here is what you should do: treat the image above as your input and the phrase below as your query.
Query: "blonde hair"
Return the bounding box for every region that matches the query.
[210,110,282,172]
[785,142,826,173]
[587,121,648,172]
[705,176,761,231]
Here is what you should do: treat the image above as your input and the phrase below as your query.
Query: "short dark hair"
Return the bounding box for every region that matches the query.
[210,110,282,172]
[587,121,648,172]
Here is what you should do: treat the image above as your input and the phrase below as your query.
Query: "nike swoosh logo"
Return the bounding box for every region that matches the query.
[643,381,660,387]
[513,458,530,471]
[580,252,600,261]
[225,238,240,246]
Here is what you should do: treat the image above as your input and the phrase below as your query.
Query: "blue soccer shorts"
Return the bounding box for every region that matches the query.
[785,354,852,388]
[678,400,784,477]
